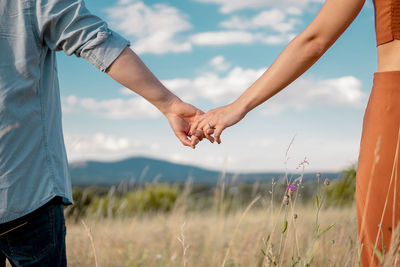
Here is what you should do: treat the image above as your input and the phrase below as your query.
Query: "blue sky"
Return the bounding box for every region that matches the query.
[58,0,377,173]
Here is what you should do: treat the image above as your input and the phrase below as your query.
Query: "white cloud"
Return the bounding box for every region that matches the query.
[211,9,302,46]
[220,9,300,33]
[64,133,162,162]
[119,87,133,96]
[164,66,265,103]
[287,7,303,16]
[248,138,273,148]
[194,0,323,13]
[67,133,131,152]
[190,30,295,46]
[190,8,300,47]
[209,55,231,72]
[106,1,192,54]
[261,76,366,115]
[262,35,294,45]
[62,95,160,119]
[190,31,257,46]
[104,0,314,53]
[164,65,365,113]
[103,0,325,54]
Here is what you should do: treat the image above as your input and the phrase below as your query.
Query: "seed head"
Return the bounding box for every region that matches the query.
[316,172,321,179]
[283,194,290,205]
[324,178,330,186]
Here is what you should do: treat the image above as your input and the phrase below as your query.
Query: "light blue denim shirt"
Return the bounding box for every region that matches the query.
[0,0,129,223]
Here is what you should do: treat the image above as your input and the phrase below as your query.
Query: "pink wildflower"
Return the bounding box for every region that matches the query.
[287,184,297,193]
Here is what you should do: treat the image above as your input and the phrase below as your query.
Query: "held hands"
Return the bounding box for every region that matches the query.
[189,102,246,145]
[166,99,246,148]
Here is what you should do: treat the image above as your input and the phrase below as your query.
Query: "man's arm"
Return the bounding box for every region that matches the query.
[106,47,179,116]
[106,47,204,148]
[34,0,203,148]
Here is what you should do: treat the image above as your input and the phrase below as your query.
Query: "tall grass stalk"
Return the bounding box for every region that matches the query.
[81,220,99,267]
[220,196,260,267]
[177,222,190,267]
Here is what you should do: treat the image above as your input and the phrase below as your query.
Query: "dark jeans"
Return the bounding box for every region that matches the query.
[0,198,67,267]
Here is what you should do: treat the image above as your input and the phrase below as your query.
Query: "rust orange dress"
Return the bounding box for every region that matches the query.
[356,1,400,266]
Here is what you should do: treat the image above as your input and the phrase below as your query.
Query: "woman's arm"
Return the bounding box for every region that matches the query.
[195,0,366,144]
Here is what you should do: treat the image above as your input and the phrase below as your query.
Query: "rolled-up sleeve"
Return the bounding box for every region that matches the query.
[34,0,130,71]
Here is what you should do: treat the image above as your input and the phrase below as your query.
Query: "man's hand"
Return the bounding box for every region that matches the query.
[165,99,207,149]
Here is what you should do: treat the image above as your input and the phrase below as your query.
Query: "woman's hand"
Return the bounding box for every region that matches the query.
[191,102,246,144]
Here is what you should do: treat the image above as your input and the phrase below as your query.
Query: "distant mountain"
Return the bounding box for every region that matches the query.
[69,156,341,186]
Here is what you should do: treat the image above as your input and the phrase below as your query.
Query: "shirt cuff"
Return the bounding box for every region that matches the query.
[82,30,130,72]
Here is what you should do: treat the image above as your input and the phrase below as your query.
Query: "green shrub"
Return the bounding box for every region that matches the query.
[86,184,179,217]
[324,166,356,207]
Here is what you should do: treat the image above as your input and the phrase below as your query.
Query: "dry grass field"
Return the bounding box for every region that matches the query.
[64,168,400,267]
[65,205,360,267]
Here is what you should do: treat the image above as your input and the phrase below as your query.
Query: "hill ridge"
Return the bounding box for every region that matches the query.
[69,156,340,186]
